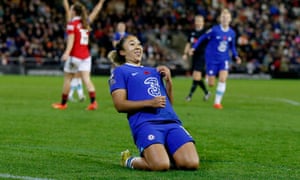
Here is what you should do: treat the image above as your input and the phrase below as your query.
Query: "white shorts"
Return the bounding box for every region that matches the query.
[64,56,91,73]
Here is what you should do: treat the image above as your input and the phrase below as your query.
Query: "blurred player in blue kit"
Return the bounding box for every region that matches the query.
[112,22,128,48]
[191,9,241,109]
[108,35,199,171]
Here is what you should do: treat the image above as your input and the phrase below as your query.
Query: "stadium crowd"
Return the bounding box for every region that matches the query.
[0,0,299,74]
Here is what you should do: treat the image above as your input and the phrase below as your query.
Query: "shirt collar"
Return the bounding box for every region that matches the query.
[72,16,81,21]
[125,63,143,67]
[220,25,229,32]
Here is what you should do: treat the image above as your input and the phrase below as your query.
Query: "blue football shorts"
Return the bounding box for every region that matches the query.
[134,122,195,156]
[206,60,229,76]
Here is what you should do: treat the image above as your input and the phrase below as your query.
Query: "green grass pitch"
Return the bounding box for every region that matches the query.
[0,75,299,179]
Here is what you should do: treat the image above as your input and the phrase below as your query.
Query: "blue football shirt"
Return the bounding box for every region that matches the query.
[192,25,238,63]
[113,32,128,42]
[109,63,181,132]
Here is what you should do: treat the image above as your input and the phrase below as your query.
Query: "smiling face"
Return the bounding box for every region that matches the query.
[120,35,143,65]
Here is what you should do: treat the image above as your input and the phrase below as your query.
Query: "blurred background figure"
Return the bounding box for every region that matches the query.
[182,15,210,102]
[110,21,128,73]
[68,72,86,102]
[191,9,241,109]
[0,1,299,77]
[52,0,105,110]
[112,22,128,48]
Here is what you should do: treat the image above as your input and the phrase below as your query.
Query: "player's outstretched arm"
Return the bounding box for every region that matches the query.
[88,0,105,24]
[192,28,211,49]
[63,0,71,22]
[182,42,191,61]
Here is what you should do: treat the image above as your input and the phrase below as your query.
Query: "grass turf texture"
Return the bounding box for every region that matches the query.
[0,75,299,179]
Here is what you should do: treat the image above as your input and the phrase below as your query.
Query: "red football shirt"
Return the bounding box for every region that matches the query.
[66,17,90,59]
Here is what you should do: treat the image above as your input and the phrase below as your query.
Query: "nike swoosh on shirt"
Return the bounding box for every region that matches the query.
[131,72,138,76]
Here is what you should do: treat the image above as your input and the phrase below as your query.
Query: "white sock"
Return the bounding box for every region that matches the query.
[76,78,84,98]
[69,78,77,98]
[215,82,226,104]
[205,76,208,84]
[126,157,139,169]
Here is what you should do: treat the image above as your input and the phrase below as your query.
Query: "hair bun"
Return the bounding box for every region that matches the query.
[107,50,121,66]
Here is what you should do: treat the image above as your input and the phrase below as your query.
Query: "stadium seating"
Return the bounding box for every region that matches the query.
[0,0,299,77]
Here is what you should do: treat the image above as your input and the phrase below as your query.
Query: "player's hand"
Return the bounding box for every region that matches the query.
[182,54,188,61]
[61,53,69,61]
[235,56,242,64]
[151,96,166,108]
[157,66,171,82]
[189,48,195,56]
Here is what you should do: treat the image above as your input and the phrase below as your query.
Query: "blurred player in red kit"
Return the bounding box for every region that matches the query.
[52,0,105,110]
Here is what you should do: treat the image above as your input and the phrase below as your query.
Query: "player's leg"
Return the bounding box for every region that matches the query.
[214,61,229,109]
[197,72,210,101]
[121,125,171,171]
[198,59,210,101]
[207,75,216,87]
[53,57,77,109]
[52,73,73,109]
[79,57,97,110]
[61,72,74,104]
[186,70,199,101]
[75,75,85,101]
[214,70,228,109]
[206,62,216,87]
[68,77,77,102]
[206,72,216,104]
[167,125,199,170]
[125,144,170,171]
[80,71,97,110]
[172,142,199,169]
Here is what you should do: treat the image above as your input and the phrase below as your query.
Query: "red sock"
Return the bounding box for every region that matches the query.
[89,91,96,103]
[61,94,68,105]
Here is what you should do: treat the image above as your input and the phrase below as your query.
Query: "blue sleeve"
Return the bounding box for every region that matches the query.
[230,31,238,58]
[192,28,212,49]
[113,33,119,41]
[109,67,126,93]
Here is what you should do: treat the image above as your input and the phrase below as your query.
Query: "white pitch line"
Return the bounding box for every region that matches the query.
[276,98,300,106]
[233,95,300,106]
[261,97,300,106]
[0,173,54,180]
